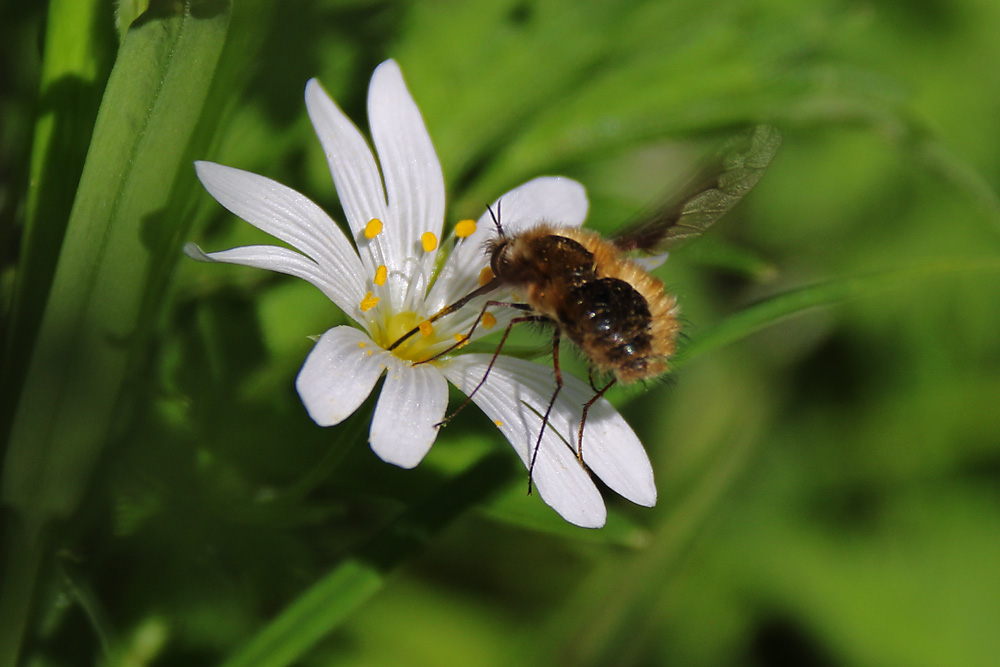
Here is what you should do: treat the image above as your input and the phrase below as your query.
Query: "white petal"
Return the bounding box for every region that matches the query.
[368,60,446,311]
[558,373,657,508]
[195,162,366,292]
[633,252,669,271]
[369,360,448,468]
[304,79,387,234]
[441,355,608,528]
[296,326,387,426]
[185,243,360,316]
[305,78,388,273]
[427,176,589,313]
[490,175,590,233]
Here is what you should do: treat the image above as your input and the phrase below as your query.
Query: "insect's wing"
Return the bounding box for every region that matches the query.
[613,125,781,252]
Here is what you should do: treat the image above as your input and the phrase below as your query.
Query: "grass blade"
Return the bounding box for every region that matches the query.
[0,3,230,664]
[679,259,1000,364]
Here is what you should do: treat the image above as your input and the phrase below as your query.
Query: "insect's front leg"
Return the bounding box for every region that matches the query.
[431,301,541,429]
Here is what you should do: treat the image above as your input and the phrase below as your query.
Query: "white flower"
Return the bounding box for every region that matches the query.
[187,60,655,528]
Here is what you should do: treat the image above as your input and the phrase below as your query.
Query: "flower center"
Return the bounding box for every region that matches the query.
[371,311,444,363]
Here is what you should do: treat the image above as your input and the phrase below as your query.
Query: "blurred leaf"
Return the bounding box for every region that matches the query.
[679,236,779,282]
[2,0,230,533]
[0,1,230,663]
[219,453,511,667]
[678,258,1000,365]
[0,0,114,442]
[115,0,150,40]
[483,484,654,548]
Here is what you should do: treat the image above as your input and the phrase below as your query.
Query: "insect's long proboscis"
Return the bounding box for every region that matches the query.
[386,276,504,352]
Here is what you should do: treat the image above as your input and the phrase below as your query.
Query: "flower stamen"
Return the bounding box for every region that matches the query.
[359,291,380,312]
[373,265,387,286]
[421,232,438,252]
[364,218,383,239]
[454,219,477,238]
[478,266,494,286]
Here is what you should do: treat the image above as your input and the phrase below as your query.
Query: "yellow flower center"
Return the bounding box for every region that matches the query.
[370,311,444,363]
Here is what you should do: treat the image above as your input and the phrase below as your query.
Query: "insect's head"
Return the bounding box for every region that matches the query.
[484,200,512,277]
[486,239,511,278]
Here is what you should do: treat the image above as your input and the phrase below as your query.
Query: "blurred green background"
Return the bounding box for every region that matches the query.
[2,0,1000,665]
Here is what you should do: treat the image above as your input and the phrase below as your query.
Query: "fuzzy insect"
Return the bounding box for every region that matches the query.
[389,125,781,486]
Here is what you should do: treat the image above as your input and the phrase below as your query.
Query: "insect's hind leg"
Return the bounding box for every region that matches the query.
[527,327,564,495]
[577,378,616,464]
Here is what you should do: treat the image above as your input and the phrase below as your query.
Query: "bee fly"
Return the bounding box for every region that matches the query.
[389,125,781,487]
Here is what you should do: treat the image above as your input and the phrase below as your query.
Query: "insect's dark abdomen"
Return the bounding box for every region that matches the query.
[560,278,654,377]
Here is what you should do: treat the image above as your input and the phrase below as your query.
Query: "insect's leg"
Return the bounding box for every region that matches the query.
[433,306,543,429]
[587,366,601,393]
[527,328,563,495]
[387,276,503,352]
[577,378,616,464]
[417,300,530,365]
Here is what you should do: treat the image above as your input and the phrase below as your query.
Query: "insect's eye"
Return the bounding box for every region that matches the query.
[490,241,510,276]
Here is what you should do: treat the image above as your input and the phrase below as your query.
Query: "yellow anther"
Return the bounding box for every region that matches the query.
[418,320,434,337]
[359,291,380,312]
[358,341,367,348]
[452,333,470,349]
[478,266,494,286]
[373,265,387,286]
[482,312,497,329]
[454,219,477,238]
[494,420,503,427]
[364,218,383,239]
[421,231,438,252]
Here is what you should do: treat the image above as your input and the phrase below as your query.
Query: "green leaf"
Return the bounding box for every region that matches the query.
[1,0,114,440]
[3,0,230,533]
[0,2,230,664]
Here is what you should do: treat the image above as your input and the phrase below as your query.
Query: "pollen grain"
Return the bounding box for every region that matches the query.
[364,218,383,239]
[454,219,477,238]
[359,291,380,312]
